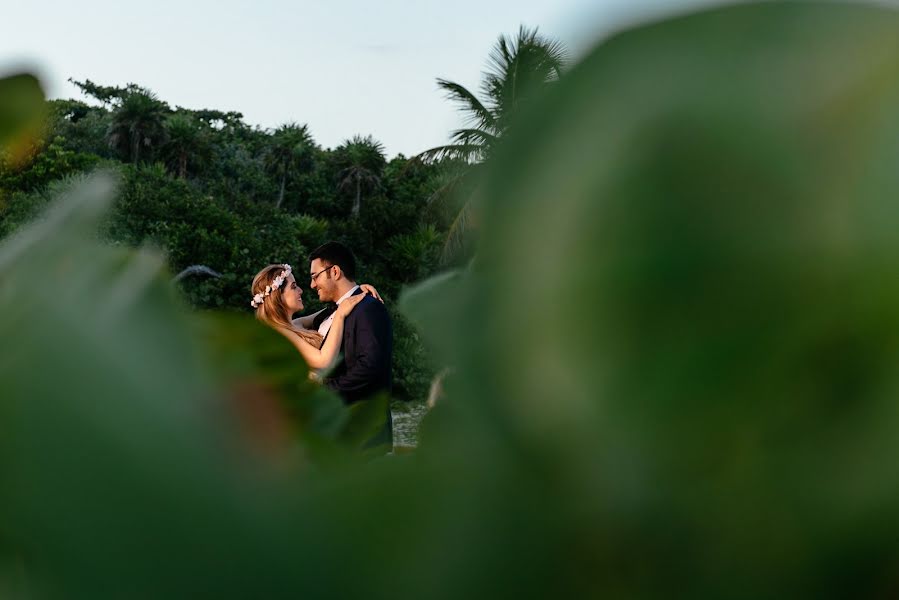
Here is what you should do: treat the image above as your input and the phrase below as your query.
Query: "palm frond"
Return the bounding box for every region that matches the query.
[436,79,496,133]
[424,165,469,209]
[481,27,569,134]
[448,128,498,148]
[415,143,483,164]
[337,166,382,191]
[441,196,474,265]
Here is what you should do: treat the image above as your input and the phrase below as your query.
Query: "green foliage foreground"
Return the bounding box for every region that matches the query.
[3,2,899,597]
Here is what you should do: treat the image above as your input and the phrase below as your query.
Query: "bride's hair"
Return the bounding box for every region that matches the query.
[251,264,324,349]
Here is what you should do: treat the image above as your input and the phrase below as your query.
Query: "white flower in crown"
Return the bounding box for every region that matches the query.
[249,264,292,308]
[271,264,292,291]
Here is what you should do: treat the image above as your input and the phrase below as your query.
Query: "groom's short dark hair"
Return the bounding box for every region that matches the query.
[309,241,357,281]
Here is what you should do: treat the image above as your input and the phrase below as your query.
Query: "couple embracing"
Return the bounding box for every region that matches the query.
[250,241,393,449]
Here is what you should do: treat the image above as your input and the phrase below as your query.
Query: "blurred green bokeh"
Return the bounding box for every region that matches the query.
[0,74,44,162]
[5,2,899,597]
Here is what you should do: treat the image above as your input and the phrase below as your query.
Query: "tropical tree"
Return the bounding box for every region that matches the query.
[386,224,443,283]
[264,123,315,209]
[106,89,170,164]
[46,99,111,158]
[419,26,568,261]
[161,114,212,179]
[421,26,567,164]
[334,135,386,219]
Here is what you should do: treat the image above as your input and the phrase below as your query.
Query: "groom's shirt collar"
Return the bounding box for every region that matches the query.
[317,285,360,337]
[335,285,360,305]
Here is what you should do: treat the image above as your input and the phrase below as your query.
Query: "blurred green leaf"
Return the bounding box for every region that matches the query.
[193,311,378,462]
[0,73,45,152]
[399,268,474,368]
[0,174,313,597]
[402,2,899,597]
[337,394,391,452]
[470,2,899,595]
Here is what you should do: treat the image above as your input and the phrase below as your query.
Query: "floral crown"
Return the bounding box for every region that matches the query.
[251,264,292,308]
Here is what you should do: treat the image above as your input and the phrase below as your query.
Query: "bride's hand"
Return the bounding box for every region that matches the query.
[358,284,383,303]
[335,292,367,318]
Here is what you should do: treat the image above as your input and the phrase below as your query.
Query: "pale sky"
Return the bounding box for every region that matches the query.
[1,0,721,157]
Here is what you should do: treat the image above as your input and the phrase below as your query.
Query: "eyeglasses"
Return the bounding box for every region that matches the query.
[310,265,333,283]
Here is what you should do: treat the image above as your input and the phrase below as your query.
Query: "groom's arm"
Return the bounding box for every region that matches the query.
[325,302,392,399]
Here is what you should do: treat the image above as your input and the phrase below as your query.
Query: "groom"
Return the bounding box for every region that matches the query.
[307,241,393,447]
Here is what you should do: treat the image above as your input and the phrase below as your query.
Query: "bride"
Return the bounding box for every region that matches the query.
[249,263,380,371]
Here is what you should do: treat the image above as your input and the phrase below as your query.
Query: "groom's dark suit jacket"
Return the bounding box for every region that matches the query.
[314,287,393,450]
[314,287,393,403]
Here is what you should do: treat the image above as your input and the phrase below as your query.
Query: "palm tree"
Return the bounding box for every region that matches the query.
[419,26,568,260]
[161,114,211,179]
[334,135,386,219]
[265,123,315,209]
[106,89,169,164]
[421,26,567,164]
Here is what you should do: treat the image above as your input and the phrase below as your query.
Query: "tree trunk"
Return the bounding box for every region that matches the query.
[352,176,361,218]
[277,172,286,209]
[179,153,187,179]
[131,134,140,164]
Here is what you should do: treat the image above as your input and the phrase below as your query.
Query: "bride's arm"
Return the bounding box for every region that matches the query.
[276,322,343,370]
[290,284,381,329]
[278,293,367,369]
